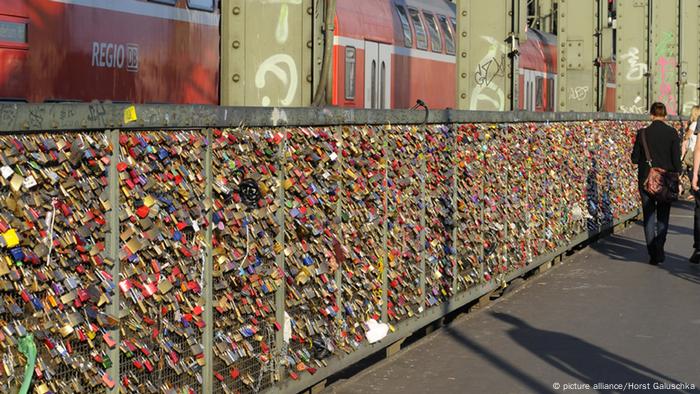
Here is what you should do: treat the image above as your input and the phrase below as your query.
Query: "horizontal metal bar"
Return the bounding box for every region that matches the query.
[266,209,642,394]
[0,103,667,132]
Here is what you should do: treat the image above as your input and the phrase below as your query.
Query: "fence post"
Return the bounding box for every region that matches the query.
[419,126,427,309]
[525,131,533,265]
[107,129,121,394]
[503,125,510,277]
[381,126,389,322]
[274,130,287,378]
[479,126,486,285]
[451,124,460,294]
[334,126,344,321]
[203,129,214,394]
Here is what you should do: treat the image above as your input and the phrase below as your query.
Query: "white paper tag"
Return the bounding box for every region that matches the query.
[23,176,37,189]
[283,311,292,344]
[365,319,389,344]
[1,166,13,179]
[329,152,338,162]
[192,221,200,232]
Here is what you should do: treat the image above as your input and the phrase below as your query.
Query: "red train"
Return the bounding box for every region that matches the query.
[0,0,220,104]
[1,0,562,111]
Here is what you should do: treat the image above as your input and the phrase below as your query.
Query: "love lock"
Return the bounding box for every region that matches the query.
[239,178,262,208]
[311,336,333,360]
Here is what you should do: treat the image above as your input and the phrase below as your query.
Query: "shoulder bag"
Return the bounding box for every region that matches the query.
[682,122,696,167]
[640,128,679,203]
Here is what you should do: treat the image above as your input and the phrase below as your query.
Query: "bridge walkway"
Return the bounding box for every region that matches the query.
[324,201,700,394]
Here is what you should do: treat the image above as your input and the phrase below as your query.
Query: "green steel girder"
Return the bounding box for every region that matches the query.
[456,0,525,111]
[557,0,602,112]
[220,0,314,107]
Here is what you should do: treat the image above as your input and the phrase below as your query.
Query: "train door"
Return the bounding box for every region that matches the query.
[364,41,392,109]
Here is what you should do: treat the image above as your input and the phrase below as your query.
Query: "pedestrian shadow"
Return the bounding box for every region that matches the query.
[459,313,695,393]
[673,199,695,211]
[588,232,700,285]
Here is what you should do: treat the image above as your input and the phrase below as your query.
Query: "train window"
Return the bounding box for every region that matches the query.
[423,12,442,53]
[546,77,555,111]
[345,47,356,100]
[371,60,377,109]
[536,77,544,108]
[380,61,386,109]
[187,0,215,11]
[437,15,455,55]
[526,81,532,111]
[395,6,413,48]
[408,8,428,50]
[0,21,27,44]
[450,18,457,36]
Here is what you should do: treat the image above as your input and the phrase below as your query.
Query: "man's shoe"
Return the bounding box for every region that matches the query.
[649,257,659,265]
[689,250,700,264]
[656,249,666,263]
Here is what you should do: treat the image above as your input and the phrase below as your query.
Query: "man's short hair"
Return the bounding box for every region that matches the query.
[650,102,667,117]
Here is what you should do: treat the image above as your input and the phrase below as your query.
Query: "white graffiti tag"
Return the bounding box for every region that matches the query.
[261,0,302,44]
[470,36,507,111]
[569,86,589,101]
[620,47,648,81]
[254,0,302,106]
[619,95,646,114]
[255,54,299,107]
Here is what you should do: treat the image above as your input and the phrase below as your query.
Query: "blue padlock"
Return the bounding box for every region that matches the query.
[302,255,313,266]
[10,246,24,262]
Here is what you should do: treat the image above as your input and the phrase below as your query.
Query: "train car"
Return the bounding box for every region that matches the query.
[519,28,558,112]
[1,0,560,111]
[0,0,219,104]
[332,0,457,109]
[332,0,558,111]
[600,60,617,112]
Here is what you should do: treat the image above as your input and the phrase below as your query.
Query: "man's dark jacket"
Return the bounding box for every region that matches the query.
[630,120,682,185]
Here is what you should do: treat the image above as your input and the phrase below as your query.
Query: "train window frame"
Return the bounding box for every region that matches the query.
[394,5,413,48]
[148,0,177,5]
[371,60,377,109]
[437,14,455,55]
[546,76,555,111]
[345,46,356,101]
[422,11,442,53]
[407,8,428,51]
[187,0,215,11]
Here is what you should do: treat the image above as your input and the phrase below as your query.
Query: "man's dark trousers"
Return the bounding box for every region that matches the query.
[694,190,700,249]
[640,189,671,261]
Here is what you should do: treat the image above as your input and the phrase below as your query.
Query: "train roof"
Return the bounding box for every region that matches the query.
[335,0,455,44]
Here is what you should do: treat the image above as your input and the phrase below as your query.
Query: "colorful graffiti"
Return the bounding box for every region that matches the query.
[655,32,678,115]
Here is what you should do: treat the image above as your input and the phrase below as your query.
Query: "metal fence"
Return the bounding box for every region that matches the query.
[0,104,649,394]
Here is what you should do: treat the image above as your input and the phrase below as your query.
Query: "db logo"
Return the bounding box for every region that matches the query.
[126,44,139,72]
[91,41,140,73]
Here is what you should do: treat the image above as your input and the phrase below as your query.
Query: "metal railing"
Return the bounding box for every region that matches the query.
[0,104,648,394]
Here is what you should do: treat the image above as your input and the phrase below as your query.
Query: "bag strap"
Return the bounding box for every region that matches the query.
[640,128,654,167]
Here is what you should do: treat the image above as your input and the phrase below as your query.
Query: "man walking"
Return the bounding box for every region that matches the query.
[631,102,681,264]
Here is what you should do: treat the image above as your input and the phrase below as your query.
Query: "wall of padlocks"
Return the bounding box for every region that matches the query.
[0,106,648,394]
